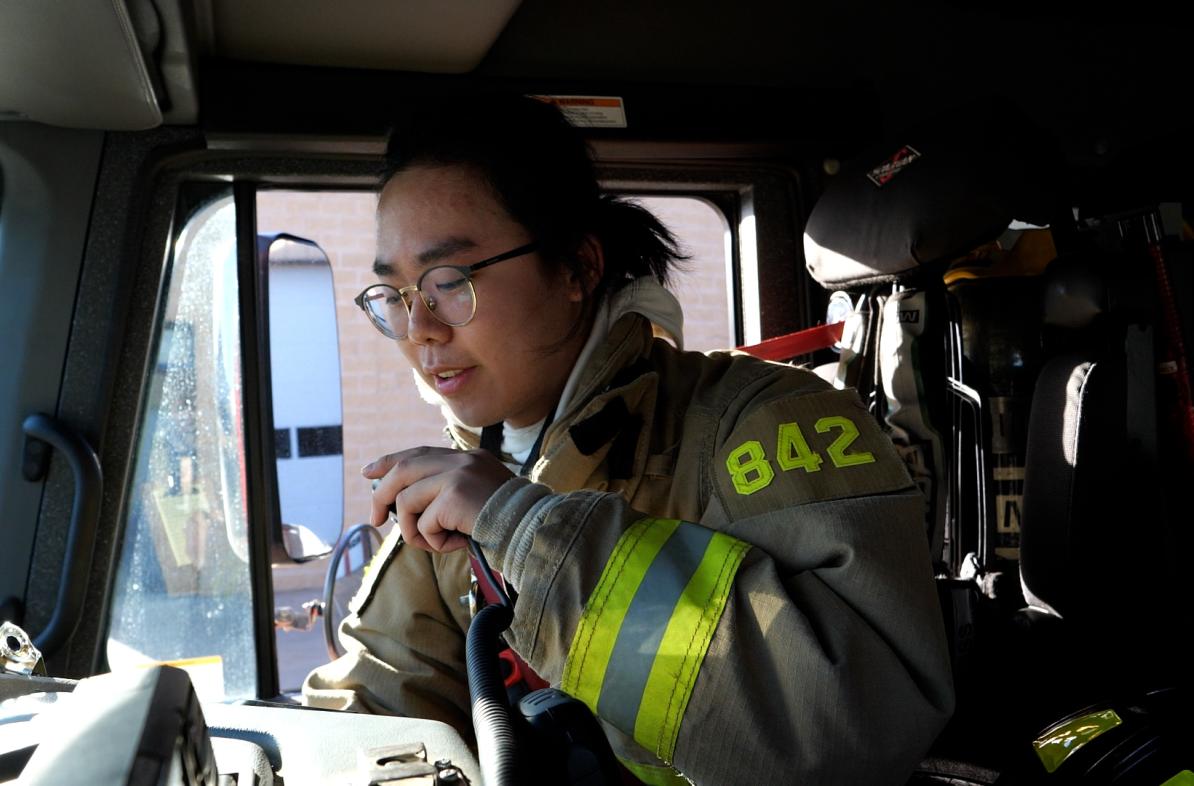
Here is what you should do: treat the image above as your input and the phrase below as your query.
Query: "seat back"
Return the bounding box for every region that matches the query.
[1019,244,1176,684]
[803,118,1058,573]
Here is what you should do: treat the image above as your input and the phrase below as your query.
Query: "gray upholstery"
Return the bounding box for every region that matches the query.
[1019,353,1122,621]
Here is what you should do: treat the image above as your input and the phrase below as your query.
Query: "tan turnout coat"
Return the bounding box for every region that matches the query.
[304,313,954,785]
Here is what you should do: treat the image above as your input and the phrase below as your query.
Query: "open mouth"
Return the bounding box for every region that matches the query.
[429,367,475,394]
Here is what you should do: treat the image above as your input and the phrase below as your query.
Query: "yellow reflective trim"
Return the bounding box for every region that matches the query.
[1033,709,1123,774]
[562,518,680,711]
[634,532,750,761]
[1162,771,1194,786]
[619,757,691,786]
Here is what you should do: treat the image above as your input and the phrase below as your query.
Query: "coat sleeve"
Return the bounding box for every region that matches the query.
[471,386,955,786]
[301,531,477,744]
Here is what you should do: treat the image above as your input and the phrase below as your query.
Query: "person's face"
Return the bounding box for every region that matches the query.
[374,164,587,428]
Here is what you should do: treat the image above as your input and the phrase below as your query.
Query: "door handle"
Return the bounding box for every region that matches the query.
[21,413,103,657]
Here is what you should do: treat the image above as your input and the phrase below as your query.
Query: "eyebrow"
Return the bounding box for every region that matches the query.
[372,237,478,278]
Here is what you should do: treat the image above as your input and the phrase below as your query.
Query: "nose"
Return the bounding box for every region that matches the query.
[405,290,451,345]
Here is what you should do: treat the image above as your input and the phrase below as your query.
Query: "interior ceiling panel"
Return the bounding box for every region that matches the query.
[0,0,163,130]
[197,0,522,73]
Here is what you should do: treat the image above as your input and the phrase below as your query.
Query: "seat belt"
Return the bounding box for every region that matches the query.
[736,320,844,361]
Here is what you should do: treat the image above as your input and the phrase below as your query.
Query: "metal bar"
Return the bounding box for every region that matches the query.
[233,182,281,699]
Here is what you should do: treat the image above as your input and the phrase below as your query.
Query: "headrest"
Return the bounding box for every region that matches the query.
[805,114,1060,290]
[1042,256,1108,331]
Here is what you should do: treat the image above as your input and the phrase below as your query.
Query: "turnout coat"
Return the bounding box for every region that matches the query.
[304,312,954,785]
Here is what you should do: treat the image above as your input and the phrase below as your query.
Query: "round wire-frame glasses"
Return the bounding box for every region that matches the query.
[353,241,538,340]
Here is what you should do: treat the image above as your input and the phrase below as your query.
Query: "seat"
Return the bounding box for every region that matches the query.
[801,111,1068,771]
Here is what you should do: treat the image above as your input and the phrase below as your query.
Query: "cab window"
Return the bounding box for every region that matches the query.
[105,192,259,700]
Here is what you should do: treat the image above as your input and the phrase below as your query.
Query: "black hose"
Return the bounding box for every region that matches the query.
[467,599,521,785]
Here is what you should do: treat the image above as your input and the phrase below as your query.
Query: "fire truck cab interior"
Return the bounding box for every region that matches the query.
[2,2,1192,784]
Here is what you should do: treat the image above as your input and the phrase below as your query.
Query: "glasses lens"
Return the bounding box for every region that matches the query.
[420,266,475,326]
[360,285,410,339]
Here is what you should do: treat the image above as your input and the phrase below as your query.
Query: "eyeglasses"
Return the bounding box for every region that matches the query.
[354,242,538,340]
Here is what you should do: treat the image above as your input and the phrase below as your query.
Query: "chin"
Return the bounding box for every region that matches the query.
[444,401,498,430]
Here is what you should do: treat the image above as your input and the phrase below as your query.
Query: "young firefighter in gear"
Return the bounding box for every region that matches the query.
[302,95,954,785]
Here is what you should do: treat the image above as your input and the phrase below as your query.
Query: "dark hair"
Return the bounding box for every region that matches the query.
[382,94,685,326]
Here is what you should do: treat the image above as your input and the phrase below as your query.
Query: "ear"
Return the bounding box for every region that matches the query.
[567,234,605,302]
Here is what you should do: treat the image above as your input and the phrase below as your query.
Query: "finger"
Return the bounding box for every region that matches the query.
[398,516,433,551]
[369,448,472,525]
[370,481,394,527]
[361,451,402,479]
[361,445,458,479]
[415,492,469,553]
[391,474,446,550]
[393,493,432,551]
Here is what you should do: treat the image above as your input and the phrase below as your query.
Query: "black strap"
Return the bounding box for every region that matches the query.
[520,414,553,476]
[479,416,555,477]
[480,422,503,458]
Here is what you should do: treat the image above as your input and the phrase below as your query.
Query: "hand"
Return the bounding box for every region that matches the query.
[362,447,514,553]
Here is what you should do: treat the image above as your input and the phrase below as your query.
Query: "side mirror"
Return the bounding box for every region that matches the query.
[280,522,333,563]
[259,233,345,562]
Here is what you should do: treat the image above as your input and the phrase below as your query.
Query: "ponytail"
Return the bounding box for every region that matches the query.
[590,195,687,297]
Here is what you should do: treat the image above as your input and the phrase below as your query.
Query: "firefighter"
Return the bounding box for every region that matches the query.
[303,94,954,785]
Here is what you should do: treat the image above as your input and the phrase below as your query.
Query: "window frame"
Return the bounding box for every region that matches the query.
[598,156,811,347]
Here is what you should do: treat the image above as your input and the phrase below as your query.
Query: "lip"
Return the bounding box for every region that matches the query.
[426,366,476,396]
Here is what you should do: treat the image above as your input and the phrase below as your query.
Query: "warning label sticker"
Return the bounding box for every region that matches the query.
[530,95,627,128]
[867,145,922,188]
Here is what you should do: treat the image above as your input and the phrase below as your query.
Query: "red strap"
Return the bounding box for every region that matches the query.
[469,552,513,608]
[469,553,550,692]
[1149,242,1194,463]
[736,321,844,361]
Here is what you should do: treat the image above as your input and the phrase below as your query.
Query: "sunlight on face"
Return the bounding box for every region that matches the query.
[374,165,587,428]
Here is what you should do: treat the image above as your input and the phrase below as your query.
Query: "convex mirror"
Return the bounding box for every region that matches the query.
[261,234,344,562]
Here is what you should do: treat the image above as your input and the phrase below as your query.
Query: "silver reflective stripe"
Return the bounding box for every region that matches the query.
[595,522,715,734]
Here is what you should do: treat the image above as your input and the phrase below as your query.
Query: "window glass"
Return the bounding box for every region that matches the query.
[106,194,258,701]
[260,190,735,691]
[631,196,734,352]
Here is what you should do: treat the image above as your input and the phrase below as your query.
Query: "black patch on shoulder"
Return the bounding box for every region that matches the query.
[569,397,632,455]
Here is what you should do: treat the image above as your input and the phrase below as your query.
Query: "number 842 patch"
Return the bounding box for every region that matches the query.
[728,415,875,495]
[714,389,913,513]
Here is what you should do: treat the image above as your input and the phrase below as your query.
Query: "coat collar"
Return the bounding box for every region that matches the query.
[447,313,661,500]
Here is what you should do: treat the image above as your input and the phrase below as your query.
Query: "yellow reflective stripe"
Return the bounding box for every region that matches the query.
[562,518,681,710]
[564,519,751,767]
[634,532,750,761]
[619,757,691,786]
[1162,771,1194,786]
[1032,708,1123,774]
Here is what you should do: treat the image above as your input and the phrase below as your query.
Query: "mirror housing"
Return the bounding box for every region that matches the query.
[258,233,346,563]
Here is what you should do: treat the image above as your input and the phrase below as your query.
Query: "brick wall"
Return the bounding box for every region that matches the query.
[634,196,733,353]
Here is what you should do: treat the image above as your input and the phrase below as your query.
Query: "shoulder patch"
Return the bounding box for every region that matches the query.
[348,527,403,617]
[713,388,913,518]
